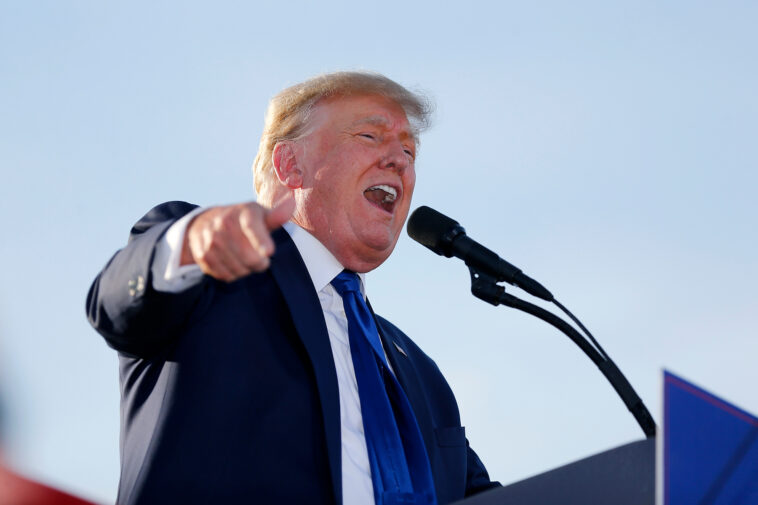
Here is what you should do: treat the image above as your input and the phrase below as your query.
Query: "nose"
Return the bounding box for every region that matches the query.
[380,141,411,174]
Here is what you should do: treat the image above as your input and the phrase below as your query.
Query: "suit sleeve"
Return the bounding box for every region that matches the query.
[465,443,501,497]
[86,201,209,357]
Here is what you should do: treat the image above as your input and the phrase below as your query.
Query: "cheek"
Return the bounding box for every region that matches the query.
[404,168,417,200]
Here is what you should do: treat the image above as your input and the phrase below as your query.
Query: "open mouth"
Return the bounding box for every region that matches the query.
[363,184,398,213]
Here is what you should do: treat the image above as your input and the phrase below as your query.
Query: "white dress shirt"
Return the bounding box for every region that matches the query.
[151,216,376,505]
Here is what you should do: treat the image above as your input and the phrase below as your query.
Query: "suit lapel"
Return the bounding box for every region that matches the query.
[268,229,342,505]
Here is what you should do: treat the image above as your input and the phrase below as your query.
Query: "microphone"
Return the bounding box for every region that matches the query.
[407,206,553,301]
[408,206,657,438]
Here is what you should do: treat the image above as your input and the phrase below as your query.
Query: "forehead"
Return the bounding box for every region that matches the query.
[309,94,416,141]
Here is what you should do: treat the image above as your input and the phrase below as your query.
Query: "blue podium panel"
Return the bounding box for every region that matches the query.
[663,371,758,505]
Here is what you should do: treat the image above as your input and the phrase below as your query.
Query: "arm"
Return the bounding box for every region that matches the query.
[86,201,207,356]
[86,196,295,357]
[465,444,501,497]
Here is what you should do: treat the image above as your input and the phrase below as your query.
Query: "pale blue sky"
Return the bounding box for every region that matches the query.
[1,1,756,502]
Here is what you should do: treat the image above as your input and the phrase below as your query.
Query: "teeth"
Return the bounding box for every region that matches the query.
[368,184,397,202]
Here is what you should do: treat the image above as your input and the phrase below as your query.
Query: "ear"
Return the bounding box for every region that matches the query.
[272,142,303,189]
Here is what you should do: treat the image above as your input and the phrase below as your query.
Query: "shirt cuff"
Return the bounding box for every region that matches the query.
[151,207,206,293]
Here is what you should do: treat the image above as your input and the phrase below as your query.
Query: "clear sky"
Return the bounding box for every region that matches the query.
[1,1,756,502]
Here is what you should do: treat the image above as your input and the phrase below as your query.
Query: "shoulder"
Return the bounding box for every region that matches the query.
[374,313,463,431]
[375,315,454,395]
[376,314,436,356]
[128,201,199,240]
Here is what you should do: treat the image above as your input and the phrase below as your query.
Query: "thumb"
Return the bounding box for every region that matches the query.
[264,193,296,231]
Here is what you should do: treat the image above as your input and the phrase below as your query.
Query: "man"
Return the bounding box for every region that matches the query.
[87,72,498,505]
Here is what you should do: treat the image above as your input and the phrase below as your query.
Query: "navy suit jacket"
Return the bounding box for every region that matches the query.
[87,202,498,505]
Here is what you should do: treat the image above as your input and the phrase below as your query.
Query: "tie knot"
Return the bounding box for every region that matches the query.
[331,270,361,297]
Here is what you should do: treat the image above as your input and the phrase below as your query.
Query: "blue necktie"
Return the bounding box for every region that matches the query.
[331,271,437,505]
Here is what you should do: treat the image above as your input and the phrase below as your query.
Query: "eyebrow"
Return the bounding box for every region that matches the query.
[349,116,418,144]
[351,116,388,127]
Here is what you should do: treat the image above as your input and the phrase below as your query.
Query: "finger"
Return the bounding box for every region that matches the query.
[238,252,270,273]
[223,218,271,273]
[212,243,253,279]
[190,237,239,282]
[233,234,272,272]
[265,193,295,231]
[239,205,277,264]
[192,226,251,281]
[197,255,238,282]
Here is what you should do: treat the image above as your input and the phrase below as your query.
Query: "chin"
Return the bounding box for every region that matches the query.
[338,235,397,273]
[357,226,399,253]
[343,249,393,273]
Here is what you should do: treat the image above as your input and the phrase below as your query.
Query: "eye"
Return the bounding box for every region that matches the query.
[358,133,376,140]
[404,147,415,159]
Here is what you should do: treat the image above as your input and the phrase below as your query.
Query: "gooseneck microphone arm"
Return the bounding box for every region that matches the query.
[470,268,656,438]
[408,205,656,439]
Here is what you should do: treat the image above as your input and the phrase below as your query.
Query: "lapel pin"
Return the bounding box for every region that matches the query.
[393,341,408,357]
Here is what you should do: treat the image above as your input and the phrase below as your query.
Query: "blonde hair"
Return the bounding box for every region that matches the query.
[252,71,432,205]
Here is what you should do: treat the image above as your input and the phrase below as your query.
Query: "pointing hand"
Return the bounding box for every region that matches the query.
[181,194,296,282]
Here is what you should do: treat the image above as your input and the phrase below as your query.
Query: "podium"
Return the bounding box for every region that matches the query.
[451,371,758,505]
[451,438,655,505]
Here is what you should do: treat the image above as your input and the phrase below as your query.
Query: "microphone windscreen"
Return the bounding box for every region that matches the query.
[406,206,463,256]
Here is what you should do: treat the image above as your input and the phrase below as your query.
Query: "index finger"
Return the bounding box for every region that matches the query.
[264,193,296,231]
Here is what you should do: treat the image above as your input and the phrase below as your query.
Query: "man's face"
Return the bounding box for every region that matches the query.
[291,94,417,272]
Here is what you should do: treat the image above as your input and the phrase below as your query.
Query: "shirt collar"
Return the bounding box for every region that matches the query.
[283,221,367,296]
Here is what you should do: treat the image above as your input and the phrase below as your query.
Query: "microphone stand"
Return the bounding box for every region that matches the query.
[469,268,657,438]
